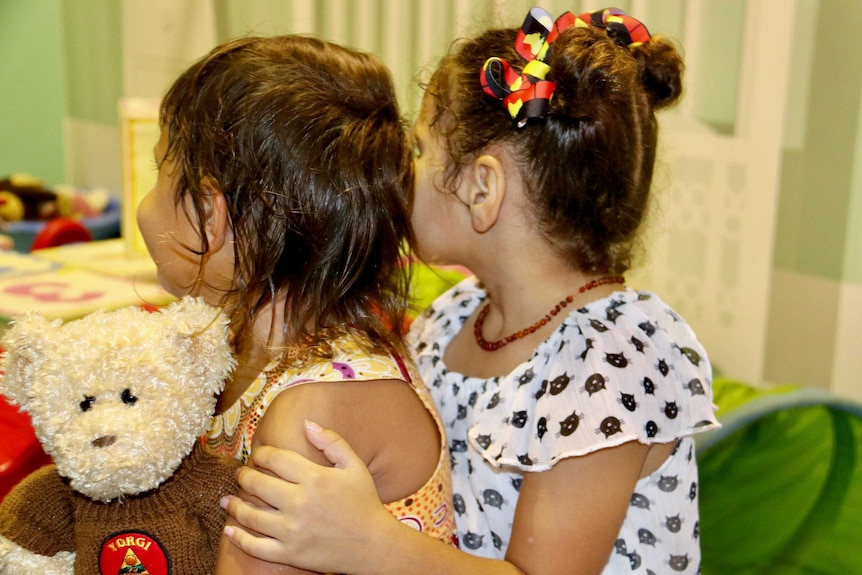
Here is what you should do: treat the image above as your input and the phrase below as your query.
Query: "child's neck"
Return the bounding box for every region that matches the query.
[216,303,289,413]
[468,237,594,325]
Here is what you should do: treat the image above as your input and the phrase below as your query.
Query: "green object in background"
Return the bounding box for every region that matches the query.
[698,378,862,575]
[408,262,468,318]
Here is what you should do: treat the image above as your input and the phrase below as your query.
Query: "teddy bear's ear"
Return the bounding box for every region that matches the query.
[161,297,236,395]
[0,313,56,408]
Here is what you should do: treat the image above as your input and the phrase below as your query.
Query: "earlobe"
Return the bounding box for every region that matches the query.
[464,154,506,233]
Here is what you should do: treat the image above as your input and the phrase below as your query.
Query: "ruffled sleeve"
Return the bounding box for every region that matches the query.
[466,290,721,472]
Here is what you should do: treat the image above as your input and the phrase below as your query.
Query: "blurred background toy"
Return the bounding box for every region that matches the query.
[0,175,57,221]
[0,191,25,222]
[0,173,120,252]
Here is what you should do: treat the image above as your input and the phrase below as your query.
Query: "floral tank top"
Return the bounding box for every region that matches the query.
[205,336,458,548]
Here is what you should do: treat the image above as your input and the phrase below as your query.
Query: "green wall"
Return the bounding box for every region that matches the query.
[62,0,122,125]
[774,0,862,283]
[0,0,121,187]
[848,92,862,283]
[0,0,66,185]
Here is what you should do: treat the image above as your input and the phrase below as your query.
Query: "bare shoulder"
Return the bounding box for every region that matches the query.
[253,377,441,502]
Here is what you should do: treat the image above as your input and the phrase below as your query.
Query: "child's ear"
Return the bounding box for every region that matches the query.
[458,154,506,233]
[199,177,229,251]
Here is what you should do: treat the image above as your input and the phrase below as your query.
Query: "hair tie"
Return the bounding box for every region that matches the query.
[479,6,651,128]
[579,7,651,48]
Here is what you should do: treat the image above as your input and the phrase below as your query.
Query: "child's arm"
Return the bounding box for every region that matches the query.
[213,408,333,574]
[223,423,651,575]
[214,378,440,574]
[221,428,521,575]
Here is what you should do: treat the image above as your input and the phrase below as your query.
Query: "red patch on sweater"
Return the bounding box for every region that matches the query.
[99,531,170,574]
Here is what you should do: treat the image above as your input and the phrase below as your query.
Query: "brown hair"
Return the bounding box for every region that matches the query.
[160,35,413,354]
[427,24,683,274]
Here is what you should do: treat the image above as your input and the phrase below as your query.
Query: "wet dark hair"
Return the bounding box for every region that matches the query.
[160,35,413,354]
[426,24,683,274]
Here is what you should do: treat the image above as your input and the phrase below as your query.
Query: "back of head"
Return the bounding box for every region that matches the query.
[161,35,412,351]
[428,9,684,274]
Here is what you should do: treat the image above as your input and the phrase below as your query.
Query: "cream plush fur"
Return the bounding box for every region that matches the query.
[0,297,236,574]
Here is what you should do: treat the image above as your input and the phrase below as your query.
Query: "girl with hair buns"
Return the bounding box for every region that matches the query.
[220,7,720,574]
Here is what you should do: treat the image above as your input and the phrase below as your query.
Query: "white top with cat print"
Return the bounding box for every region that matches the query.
[409,276,721,574]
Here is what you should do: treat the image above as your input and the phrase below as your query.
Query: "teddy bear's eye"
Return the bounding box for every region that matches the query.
[80,396,96,412]
[121,388,138,405]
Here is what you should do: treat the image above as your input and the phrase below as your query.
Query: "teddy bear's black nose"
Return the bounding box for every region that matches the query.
[92,435,116,448]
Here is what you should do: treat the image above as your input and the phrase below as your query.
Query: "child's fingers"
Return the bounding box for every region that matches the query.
[221,494,285,540]
[249,445,322,483]
[303,419,366,470]
[234,464,301,510]
[223,523,291,564]
[223,431,388,570]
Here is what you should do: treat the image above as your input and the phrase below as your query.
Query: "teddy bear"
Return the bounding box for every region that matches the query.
[0,297,241,575]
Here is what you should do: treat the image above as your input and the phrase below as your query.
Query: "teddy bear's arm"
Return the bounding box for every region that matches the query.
[0,465,76,556]
[0,536,75,575]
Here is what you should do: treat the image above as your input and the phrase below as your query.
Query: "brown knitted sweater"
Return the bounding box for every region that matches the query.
[0,442,240,574]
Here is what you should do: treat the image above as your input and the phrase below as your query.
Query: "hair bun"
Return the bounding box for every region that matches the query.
[547,27,684,115]
[633,36,684,109]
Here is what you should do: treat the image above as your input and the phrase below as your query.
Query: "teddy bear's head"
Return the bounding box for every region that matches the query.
[0,297,235,502]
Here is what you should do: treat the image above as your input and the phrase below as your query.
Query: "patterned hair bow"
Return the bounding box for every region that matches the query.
[579,7,651,48]
[480,6,651,128]
[480,7,573,128]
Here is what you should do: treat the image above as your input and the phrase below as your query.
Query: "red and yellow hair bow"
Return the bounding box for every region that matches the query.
[480,6,650,128]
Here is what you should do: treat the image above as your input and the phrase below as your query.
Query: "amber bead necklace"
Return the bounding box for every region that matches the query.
[473,276,625,352]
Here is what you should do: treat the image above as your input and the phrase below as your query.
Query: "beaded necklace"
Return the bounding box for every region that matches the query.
[473,276,625,351]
